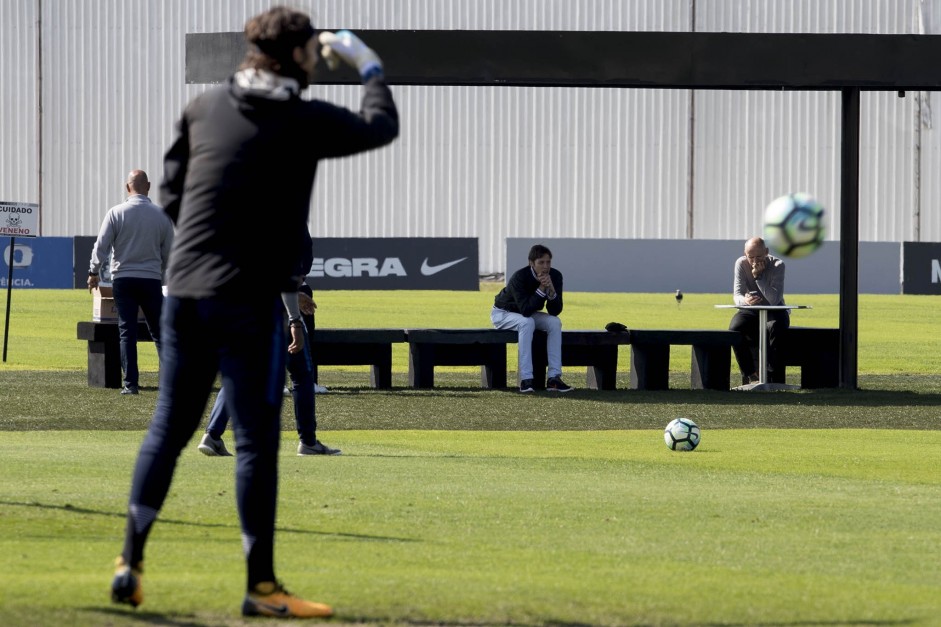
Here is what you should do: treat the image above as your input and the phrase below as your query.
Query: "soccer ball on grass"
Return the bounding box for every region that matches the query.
[762,193,826,259]
[664,418,701,451]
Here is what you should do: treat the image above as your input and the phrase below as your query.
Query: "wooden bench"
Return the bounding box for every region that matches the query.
[780,327,840,388]
[628,329,741,391]
[406,329,518,388]
[76,321,154,388]
[311,328,405,389]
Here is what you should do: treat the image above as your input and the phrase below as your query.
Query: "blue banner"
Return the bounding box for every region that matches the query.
[0,236,75,289]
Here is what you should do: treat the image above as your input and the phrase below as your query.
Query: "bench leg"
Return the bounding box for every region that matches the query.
[630,344,669,390]
[690,345,732,391]
[586,359,618,389]
[408,344,435,388]
[530,331,548,389]
[87,340,122,389]
[566,345,617,391]
[480,344,508,389]
[370,346,393,389]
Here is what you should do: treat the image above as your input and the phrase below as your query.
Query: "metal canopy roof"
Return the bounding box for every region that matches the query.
[188,30,941,90]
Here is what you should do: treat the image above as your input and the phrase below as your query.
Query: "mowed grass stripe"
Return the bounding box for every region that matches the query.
[1,430,939,625]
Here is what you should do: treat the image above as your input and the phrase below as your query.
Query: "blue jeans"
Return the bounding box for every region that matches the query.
[491,308,563,381]
[124,293,286,587]
[111,277,164,388]
[207,320,317,446]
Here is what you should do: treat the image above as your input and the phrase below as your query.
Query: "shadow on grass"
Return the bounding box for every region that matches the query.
[85,607,205,626]
[77,606,923,627]
[3,370,940,431]
[0,500,417,542]
[329,385,941,408]
[697,621,920,627]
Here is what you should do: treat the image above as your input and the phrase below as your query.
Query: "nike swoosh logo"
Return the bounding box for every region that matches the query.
[420,257,468,276]
[253,600,291,616]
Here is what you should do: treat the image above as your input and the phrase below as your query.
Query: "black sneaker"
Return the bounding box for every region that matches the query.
[519,379,535,393]
[120,385,139,395]
[546,377,573,393]
[297,440,342,456]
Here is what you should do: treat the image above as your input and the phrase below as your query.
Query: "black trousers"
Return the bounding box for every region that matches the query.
[729,309,790,383]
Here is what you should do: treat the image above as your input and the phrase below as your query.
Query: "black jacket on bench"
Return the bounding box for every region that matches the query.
[493,266,564,317]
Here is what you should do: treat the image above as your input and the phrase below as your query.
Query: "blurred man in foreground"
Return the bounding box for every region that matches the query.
[110,6,398,618]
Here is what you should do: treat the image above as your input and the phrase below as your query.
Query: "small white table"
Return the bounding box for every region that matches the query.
[715,304,810,391]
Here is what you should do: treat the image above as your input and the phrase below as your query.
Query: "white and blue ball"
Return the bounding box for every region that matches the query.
[664,418,701,451]
[763,193,826,259]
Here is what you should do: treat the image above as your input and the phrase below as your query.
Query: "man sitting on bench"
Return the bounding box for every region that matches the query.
[728,236,790,385]
[491,244,573,393]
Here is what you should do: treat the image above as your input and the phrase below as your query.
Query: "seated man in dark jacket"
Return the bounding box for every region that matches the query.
[491,244,572,393]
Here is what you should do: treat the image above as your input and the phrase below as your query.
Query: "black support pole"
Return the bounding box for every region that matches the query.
[839,88,860,390]
[3,236,15,362]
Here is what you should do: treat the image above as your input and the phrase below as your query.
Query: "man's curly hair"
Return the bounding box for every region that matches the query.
[239,6,316,87]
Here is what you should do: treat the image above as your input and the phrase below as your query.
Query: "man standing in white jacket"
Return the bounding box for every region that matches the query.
[88,169,174,394]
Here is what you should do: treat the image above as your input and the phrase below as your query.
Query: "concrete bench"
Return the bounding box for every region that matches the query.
[310,328,406,389]
[628,329,741,391]
[76,321,153,388]
[77,322,405,389]
[78,321,839,391]
[406,329,518,388]
[406,328,633,391]
[530,329,633,390]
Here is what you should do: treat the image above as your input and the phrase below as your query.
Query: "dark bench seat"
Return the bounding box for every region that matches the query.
[78,322,840,391]
[628,329,741,391]
[76,322,405,389]
[406,329,518,388]
[531,330,632,390]
[406,328,635,390]
[311,328,406,389]
[76,321,153,388]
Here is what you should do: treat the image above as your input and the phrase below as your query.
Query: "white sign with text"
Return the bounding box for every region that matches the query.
[0,202,40,238]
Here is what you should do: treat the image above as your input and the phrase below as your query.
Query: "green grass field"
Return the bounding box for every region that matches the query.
[1,288,940,625]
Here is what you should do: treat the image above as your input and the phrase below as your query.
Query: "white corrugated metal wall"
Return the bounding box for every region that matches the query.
[0,1,39,210]
[0,0,936,274]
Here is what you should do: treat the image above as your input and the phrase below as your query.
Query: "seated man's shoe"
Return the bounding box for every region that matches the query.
[120,385,139,395]
[741,372,760,385]
[242,580,333,618]
[546,377,573,393]
[111,556,143,608]
[298,440,342,456]
[197,433,233,457]
[519,379,535,393]
[314,383,329,394]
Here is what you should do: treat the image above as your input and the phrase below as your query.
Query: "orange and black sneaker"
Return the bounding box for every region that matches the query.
[111,556,143,608]
[241,580,333,618]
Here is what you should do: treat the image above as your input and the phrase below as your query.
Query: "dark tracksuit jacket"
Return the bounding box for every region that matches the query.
[493,266,564,317]
[160,74,398,300]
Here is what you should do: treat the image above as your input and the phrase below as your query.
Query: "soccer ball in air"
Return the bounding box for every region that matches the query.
[762,193,826,258]
[664,418,701,451]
